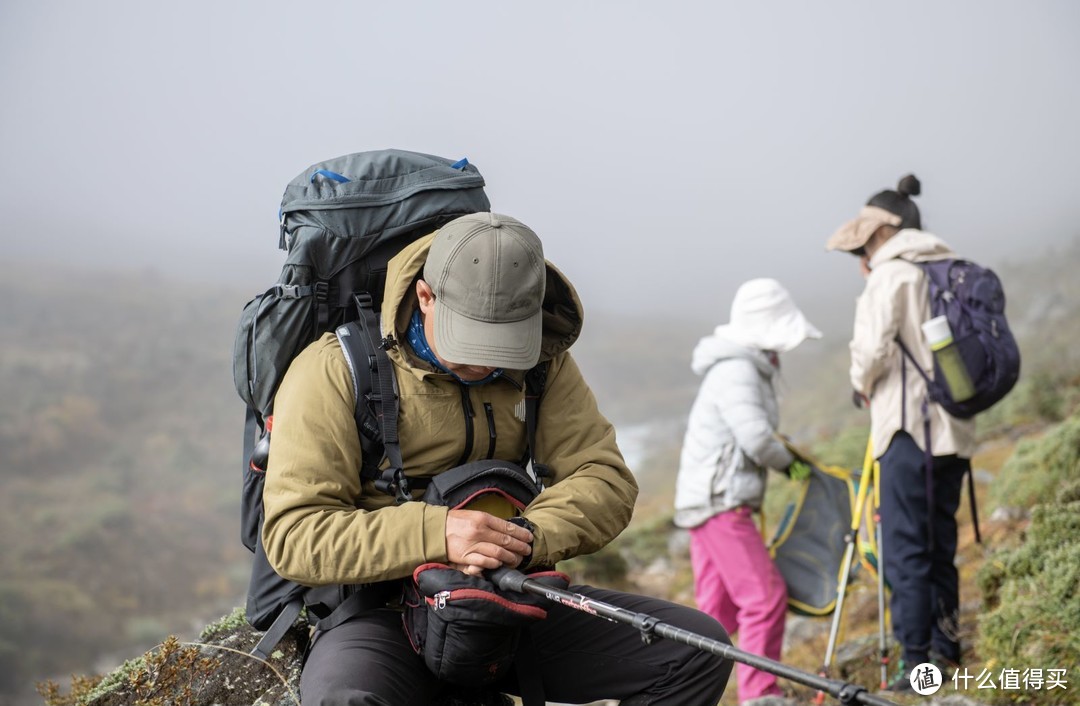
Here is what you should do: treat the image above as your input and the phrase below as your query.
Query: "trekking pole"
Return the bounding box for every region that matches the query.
[488,568,899,706]
[870,446,889,691]
[875,513,888,689]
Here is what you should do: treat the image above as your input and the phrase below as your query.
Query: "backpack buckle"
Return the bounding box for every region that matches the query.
[375,468,412,504]
[276,284,312,300]
[353,292,375,310]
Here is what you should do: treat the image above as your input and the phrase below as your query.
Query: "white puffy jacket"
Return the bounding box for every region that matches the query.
[674,334,794,528]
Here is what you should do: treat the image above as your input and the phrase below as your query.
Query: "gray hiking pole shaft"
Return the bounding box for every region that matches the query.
[876,519,888,689]
[821,534,858,677]
[489,568,898,706]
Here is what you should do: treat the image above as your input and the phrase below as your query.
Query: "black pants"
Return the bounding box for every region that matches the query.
[879,431,968,666]
[300,584,733,705]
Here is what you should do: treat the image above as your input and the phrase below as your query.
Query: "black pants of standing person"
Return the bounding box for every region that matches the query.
[879,431,969,668]
[300,584,733,706]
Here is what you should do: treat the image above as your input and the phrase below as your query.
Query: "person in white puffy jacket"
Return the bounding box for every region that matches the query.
[674,278,820,706]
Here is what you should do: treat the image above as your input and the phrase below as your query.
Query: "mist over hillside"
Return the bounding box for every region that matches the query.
[2,236,1078,705]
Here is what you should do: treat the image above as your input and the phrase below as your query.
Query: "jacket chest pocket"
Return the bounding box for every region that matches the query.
[397,385,529,468]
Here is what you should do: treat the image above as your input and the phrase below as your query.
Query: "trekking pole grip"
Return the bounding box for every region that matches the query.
[487,566,529,592]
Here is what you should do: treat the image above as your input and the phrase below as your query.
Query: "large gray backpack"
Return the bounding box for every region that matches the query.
[234,149,489,425]
[232,149,491,657]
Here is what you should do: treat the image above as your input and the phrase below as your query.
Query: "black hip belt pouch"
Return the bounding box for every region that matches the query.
[403,562,570,686]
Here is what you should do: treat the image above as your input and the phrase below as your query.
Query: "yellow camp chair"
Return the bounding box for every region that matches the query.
[779,438,892,699]
[819,439,891,698]
[768,455,856,617]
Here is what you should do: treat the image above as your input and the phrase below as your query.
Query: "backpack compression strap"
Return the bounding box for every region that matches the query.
[250,597,304,661]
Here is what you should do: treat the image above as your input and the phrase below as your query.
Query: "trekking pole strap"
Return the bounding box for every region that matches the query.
[487,569,901,706]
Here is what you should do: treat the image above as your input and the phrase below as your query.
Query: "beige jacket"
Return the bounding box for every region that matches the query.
[262,233,637,586]
[851,229,976,459]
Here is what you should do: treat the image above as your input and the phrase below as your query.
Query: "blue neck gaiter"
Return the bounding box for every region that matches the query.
[407,309,503,386]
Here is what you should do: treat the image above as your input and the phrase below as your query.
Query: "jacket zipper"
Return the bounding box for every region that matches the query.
[483,402,497,459]
[455,385,475,467]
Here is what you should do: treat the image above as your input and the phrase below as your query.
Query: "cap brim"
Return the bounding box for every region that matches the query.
[825,206,903,252]
[433,299,542,370]
[826,217,879,252]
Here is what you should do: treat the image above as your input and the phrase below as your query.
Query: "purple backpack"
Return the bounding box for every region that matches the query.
[899,258,1021,418]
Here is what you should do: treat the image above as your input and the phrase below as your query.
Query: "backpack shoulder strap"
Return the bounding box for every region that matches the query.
[894,335,933,387]
[918,258,957,298]
[892,258,937,386]
[523,361,551,487]
[335,320,384,481]
[336,294,408,501]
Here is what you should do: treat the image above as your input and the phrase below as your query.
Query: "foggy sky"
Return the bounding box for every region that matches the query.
[2,1,1078,334]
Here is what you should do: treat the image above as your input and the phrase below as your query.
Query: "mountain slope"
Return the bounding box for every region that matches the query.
[6,236,1080,705]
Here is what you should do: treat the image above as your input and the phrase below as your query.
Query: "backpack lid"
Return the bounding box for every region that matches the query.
[280,150,488,243]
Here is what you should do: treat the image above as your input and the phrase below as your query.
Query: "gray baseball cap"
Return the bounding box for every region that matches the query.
[424,212,546,369]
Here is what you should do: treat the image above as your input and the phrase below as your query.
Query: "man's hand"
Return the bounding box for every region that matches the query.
[445,509,534,576]
[786,460,813,482]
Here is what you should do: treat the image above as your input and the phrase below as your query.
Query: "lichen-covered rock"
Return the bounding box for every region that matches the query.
[76,608,514,706]
[85,607,305,706]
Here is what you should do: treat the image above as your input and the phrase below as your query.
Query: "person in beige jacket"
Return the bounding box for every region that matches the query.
[827,175,974,692]
[263,212,732,705]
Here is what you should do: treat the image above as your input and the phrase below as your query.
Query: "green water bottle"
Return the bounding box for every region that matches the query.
[921,316,975,402]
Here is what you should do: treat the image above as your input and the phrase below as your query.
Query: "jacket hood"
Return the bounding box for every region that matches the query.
[870,228,957,267]
[690,332,777,377]
[381,233,584,375]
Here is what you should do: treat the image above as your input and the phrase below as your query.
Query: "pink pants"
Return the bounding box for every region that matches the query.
[690,506,788,703]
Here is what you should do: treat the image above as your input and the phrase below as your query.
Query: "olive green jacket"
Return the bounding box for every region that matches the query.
[262,233,637,586]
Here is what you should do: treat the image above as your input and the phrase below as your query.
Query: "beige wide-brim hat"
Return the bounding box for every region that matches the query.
[716,278,822,353]
[826,205,903,252]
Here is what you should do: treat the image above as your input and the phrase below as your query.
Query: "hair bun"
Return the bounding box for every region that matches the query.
[897,174,921,197]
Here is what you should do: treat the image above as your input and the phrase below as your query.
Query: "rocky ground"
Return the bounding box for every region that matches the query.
[71,605,996,706]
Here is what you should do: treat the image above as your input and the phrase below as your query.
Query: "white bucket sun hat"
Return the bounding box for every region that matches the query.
[715,278,822,353]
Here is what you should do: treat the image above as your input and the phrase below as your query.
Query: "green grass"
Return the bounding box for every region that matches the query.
[988,412,1080,511]
[975,474,1080,704]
